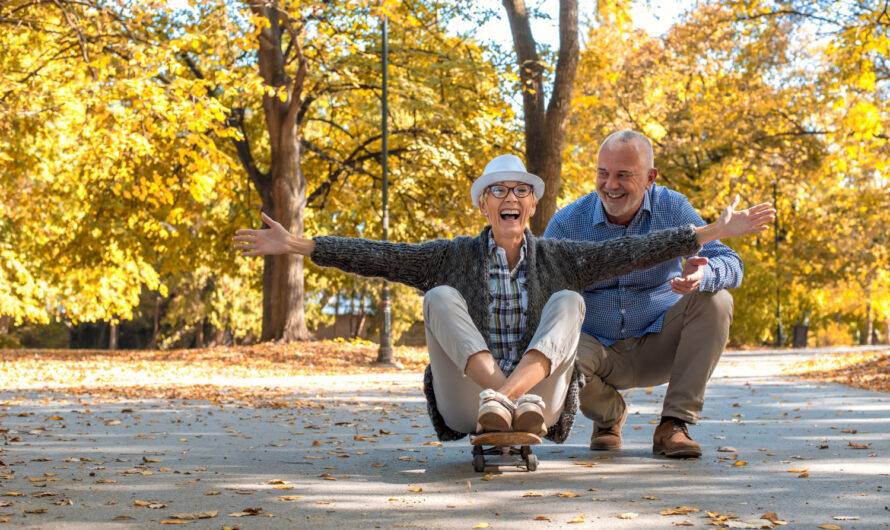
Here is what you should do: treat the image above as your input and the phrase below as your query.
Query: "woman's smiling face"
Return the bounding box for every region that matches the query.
[478,180,537,243]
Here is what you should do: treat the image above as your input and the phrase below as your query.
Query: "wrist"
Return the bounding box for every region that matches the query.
[694,223,720,245]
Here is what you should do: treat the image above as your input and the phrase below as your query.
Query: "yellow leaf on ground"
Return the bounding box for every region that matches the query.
[407,487,422,492]
[733,461,747,466]
[534,516,553,521]
[555,491,580,498]
[661,506,701,516]
[618,513,638,519]
[472,524,490,529]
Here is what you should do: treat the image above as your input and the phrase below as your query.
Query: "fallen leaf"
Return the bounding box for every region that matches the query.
[24,508,48,514]
[733,461,748,466]
[170,511,218,520]
[717,446,738,452]
[674,521,694,527]
[661,506,701,516]
[761,512,787,526]
[818,525,842,530]
[160,521,190,525]
[618,513,638,519]
[568,515,585,524]
[534,516,553,521]
[407,487,422,492]
[555,491,580,498]
[847,442,871,449]
[833,516,860,520]
[204,490,220,495]
[522,491,543,498]
[112,515,134,520]
[472,524,490,529]
[2,492,26,497]
[279,495,304,501]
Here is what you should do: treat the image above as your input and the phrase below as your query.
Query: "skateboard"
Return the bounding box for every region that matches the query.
[470,432,542,472]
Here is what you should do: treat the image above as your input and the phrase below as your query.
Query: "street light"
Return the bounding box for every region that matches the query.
[373,14,401,368]
[769,155,784,347]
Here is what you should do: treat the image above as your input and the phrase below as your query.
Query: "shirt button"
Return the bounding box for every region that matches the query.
[620,309,626,314]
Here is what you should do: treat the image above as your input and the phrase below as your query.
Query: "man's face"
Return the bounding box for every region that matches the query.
[478,180,537,241]
[596,141,657,226]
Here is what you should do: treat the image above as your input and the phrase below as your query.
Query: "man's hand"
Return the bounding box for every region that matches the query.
[670,256,708,294]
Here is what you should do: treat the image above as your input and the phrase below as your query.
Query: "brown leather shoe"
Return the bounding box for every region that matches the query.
[589,407,628,450]
[652,418,702,458]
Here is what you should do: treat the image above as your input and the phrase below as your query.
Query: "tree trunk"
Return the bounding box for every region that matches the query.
[244,1,311,342]
[864,300,873,346]
[503,0,579,235]
[148,293,160,349]
[109,320,118,350]
[883,319,889,345]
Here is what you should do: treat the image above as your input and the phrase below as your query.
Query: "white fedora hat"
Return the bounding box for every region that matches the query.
[471,154,545,204]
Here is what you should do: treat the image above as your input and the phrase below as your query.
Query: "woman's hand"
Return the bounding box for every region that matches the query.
[695,195,776,245]
[233,212,315,256]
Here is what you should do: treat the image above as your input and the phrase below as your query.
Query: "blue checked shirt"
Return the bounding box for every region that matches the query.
[487,233,528,375]
[544,184,743,345]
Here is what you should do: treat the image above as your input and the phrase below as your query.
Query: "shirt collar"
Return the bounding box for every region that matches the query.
[594,187,654,227]
[487,232,527,267]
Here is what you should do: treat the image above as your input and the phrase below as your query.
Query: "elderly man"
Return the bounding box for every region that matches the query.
[545,130,747,458]
[235,154,772,445]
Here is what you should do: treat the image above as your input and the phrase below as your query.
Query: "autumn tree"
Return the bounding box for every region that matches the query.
[1,0,519,345]
[501,0,578,235]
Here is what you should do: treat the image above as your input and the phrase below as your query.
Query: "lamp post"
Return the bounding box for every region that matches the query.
[373,14,401,368]
[769,155,784,347]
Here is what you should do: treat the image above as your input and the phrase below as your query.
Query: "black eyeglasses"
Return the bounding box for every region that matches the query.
[488,184,533,198]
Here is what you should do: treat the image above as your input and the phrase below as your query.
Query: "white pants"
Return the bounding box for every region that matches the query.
[423,286,584,434]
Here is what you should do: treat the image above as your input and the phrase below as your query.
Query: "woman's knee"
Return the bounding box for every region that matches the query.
[423,285,464,319]
[546,290,586,320]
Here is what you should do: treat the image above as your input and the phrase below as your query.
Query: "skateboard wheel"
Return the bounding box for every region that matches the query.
[526,454,537,471]
[520,446,531,459]
[473,454,486,472]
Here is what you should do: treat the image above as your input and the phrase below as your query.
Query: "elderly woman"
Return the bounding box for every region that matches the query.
[234,155,773,442]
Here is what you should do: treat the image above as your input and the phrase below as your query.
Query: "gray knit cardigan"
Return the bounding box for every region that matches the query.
[311,225,701,442]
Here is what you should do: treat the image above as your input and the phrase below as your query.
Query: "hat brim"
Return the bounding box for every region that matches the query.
[471,170,545,204]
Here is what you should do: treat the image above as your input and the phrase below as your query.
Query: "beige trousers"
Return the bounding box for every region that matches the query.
[423,286,584,434]
[575,290,733,426]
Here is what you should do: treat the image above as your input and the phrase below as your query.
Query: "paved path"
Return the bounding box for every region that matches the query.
[0,347,888,528]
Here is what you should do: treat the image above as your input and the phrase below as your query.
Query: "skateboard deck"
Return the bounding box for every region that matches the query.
[470,432,542,472]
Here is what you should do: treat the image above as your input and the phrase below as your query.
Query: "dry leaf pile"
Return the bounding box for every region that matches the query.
[782,349,890,393]
[0,341,428,403]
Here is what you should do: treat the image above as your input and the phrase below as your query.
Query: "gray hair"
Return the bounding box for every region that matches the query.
[599,130,655,169]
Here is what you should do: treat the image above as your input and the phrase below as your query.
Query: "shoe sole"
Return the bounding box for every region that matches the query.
[513,406,546,436]
[590,440,621,451]
[652,444,702,458]
[477,407,511,433]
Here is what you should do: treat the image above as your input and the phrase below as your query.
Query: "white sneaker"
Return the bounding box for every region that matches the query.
[512,394,546,436]
[476,389,515,433]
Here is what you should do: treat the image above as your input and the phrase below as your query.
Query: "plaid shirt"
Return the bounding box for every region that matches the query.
[544,184,743,345]
[487,233,528,375]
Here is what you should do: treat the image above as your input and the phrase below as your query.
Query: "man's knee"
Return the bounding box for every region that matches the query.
[423,285,463,320]
[690,289,733,326]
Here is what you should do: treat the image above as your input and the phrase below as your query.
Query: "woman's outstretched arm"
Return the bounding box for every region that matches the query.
[233,212,314,257]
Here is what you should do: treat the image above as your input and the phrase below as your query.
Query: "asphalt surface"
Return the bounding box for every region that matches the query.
[1,346,888,529]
